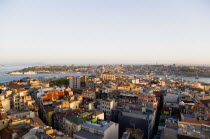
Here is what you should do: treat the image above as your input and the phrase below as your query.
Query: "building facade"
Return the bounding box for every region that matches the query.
[69,76,81,90]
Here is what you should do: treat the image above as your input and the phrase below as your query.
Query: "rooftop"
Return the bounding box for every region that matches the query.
[121,111,150,120]
[65,115,85,125]
[74,129,103,139]
[178,121,210,139]
[82,121,114,131]
[121,132,130,139]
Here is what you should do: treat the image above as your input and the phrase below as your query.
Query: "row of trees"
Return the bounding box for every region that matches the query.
[49,79,69,86]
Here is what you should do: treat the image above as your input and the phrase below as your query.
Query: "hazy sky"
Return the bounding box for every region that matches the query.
[0,0,210,65]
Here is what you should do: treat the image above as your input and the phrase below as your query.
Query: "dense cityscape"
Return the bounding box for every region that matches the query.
[1,0,210,138]
[0,65,210,139]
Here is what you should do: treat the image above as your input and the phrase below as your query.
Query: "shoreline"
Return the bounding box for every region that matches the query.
[5,71,210,78]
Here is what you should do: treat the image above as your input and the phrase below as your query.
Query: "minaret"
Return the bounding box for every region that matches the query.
[101,65,106,73]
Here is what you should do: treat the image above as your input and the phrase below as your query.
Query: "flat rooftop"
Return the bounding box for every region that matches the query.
[82,121,114,131]
[74,129,103,139]
[121,111,150,120]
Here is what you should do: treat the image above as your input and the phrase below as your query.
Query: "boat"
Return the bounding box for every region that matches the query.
[3,74,10,76]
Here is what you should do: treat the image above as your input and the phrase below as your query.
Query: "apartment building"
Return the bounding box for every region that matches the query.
[82,88,99,99]
[12,89,33,110]
[69,76,81,90]
[73,120,119,139]
[138,93,158,108]
[97,99,117,116]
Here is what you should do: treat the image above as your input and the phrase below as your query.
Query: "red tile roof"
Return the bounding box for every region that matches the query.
[200,100,210,108]
[84,88,97,92]
[55,109,84,118]
[183,114,210,125]
[6,84,25,89]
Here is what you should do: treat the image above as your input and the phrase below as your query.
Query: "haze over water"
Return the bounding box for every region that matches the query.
[1,65,210,83]
[0,65,87,83]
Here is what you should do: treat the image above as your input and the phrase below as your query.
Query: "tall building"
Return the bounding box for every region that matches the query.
[69,76,81,90]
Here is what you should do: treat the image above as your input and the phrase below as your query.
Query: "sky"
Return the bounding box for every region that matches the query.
[0,0,210,65]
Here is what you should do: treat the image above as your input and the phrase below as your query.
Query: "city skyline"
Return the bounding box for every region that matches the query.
[1,0,210,65]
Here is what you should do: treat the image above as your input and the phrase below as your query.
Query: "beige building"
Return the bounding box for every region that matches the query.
[0,95,10,112]
[100,71,116,81]
[117,83,141,92]
[70,101,80,109]
[82,88,99,99]
[100,66,116,81]
[12,89,33,110]
[84,102,94,110]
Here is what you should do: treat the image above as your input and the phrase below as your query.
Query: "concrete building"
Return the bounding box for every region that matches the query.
[12,89,33,111]
[73,120,119,139]
[97,99,117,116]
[69,76,81,90]
[138,93,158,108]
[114,106,156,139]
[63,115,85,137]
[82,88,99,99]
